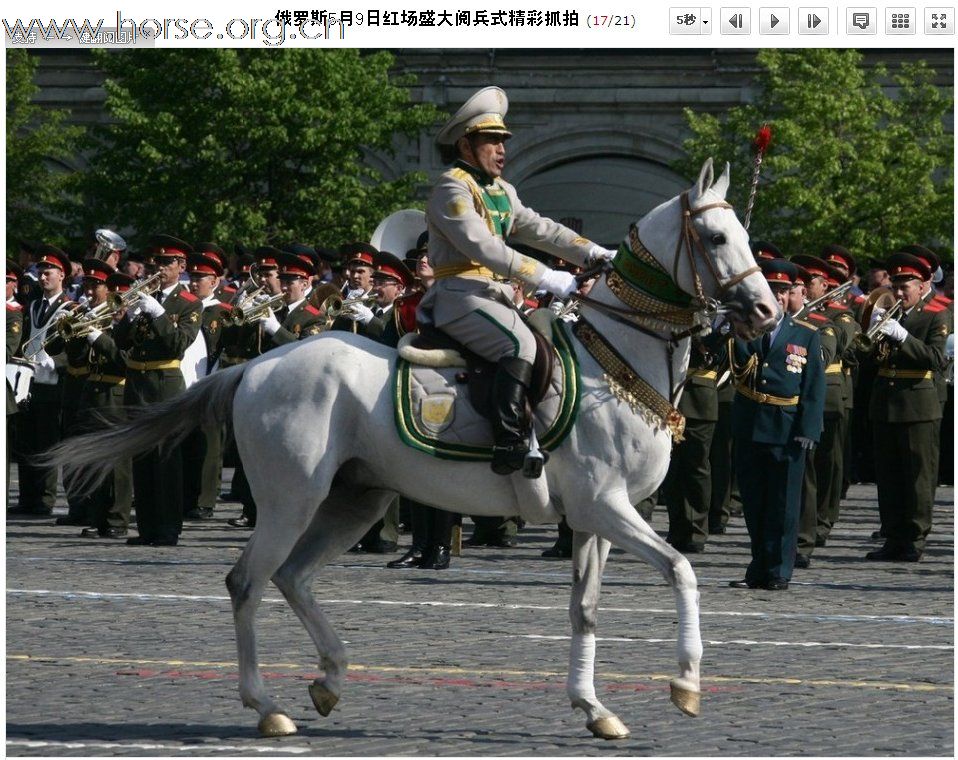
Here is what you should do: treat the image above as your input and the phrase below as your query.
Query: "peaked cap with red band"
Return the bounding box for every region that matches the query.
[340,242,379,268]
[821,244,856,278]
[275,251,315,279]
[187,253,224,278]
[7,260,23,283]
[195,242,228,271]
[106,272,135,292]
[750,240,783,261]
[790,254,842,286]
[759,258,798,285]
[372,251,415,289]
[899,244,940,275]
[885,252,931,282]
[35,244,72,273]
[255,246,282,269]
[82,257,116,283]
[147,234,193,259]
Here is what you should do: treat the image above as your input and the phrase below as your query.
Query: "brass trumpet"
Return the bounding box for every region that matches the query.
[228,293,286,326]
[793,280,854,320]
[57,301,115,340]
[321,292,378,320]
[106,272,163,311]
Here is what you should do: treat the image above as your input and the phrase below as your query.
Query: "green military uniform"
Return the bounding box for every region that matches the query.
[867,260,949,560]
[6,294,24,500]
[664,339,722,552]
[114,267,202,545]
[707,345,736,534]
[264,299,324,347]
[79,321,133,536]
[15,247,72,516]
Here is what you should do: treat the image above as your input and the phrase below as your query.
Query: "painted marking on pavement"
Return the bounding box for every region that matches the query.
[8,653,952,693]
[6,739,313,754]
[8,588,953,626]
[513,633,953,651]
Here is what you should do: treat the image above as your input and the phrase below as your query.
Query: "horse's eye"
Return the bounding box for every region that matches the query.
[710,233,726,245]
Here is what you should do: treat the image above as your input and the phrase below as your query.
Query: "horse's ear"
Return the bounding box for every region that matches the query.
[694,158,714,200]
[713,161,731,199]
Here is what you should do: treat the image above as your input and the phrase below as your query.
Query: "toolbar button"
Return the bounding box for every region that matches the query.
[760,7,790,33]
[670,8,701,34]
[925,7,955,33]
[885,7,916,33]
[721,7,751,34]
[798,7,828,33]
[846,7,877,33]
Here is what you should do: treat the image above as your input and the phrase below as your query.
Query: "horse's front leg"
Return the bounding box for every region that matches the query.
[567,531,630,740]
[574,490,703,718]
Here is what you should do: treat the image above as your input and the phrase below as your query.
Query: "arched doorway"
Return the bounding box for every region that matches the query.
[516,156,687,246]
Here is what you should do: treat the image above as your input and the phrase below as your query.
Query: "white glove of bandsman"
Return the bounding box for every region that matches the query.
[137,292,165,318]
[345,303,376,325]
[588,244,617,264]
[261,310,282,335]
[878,318,908,344]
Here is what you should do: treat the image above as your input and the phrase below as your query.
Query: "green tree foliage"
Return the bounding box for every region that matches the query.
[6,49,84,254]
[77,49,441,249]
[676,49,953,264]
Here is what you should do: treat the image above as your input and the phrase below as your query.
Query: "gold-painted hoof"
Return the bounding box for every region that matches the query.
[669,682,701,717]
[258,712,297,737]
[586,716,630,740]
[309,680,340,717]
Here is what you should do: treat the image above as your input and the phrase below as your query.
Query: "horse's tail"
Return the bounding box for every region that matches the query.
[38,363,249,496]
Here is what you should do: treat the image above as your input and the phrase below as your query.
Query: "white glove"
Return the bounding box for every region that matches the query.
[795,436,816,451]
[253,292,272,304]
[869,307,886,327]
[879,318,908,343]
[346,303,375,324]
[36,350,56,371]
[539,269,577,299]
[346,288,367,300]
[588,244,617,263]
[85,329,103,344]
[261,310,281,335]
[138,292,165,318]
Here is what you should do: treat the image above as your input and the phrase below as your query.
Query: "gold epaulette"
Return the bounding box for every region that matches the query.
[792,318,817,331]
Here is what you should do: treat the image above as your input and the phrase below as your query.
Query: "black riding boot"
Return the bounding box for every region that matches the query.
[490,357,534,475]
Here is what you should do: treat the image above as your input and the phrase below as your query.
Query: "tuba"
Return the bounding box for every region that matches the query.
[370,209,426,256]
[93,228,127,261]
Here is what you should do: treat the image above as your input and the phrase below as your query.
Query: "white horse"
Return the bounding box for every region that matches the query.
[45,159,778,741]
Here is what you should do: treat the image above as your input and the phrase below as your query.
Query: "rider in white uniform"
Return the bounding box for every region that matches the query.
[418,86,614,474]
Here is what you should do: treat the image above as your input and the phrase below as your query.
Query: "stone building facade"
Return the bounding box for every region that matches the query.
[28,48,954,245]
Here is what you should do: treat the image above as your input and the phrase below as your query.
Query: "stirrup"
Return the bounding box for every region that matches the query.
[521,427,548,479]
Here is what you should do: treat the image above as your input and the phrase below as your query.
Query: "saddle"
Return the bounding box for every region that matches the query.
[408,313,555,423]
[392,310,579,463]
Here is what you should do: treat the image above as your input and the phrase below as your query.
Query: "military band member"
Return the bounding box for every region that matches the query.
[182,253,232,520]
[339,244,377,297]
[13,246,72,517]
[729,259,825,591]
[865,253,948,562]
[221,246,283,530]
[113,235,202,546]
[195,242,235,303]
[47,258,118,527]
[261,252,325,345]
[7,262,24,499]
[419,85,613,475]
[75,271,135,538]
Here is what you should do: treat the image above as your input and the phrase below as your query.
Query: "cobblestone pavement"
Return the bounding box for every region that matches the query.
[6,473,953,757]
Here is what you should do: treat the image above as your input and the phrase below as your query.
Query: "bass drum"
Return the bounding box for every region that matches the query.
[180,331,208,388]
[6,357,35,407]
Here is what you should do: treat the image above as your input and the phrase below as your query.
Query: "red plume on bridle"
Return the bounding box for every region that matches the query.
[753,123,772,153]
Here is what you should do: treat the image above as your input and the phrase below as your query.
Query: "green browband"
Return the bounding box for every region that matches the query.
[612,237,692,307]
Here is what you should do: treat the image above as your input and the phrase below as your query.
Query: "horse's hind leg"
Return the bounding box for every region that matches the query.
[226,507,318,737]
[567,531,630,740]
[271,486,394,720]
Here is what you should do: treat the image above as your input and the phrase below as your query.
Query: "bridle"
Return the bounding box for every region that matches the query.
[570,191,759,342]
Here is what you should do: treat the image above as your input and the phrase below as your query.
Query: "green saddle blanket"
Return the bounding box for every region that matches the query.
[393,320,580,461]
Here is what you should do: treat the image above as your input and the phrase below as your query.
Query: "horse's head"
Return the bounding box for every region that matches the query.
[639,158,780,340]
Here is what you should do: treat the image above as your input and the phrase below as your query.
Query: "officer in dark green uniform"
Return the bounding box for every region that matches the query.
[76,271,134,538]
[113,234,202,546]
[260,252,325,346]
[729,259,825,591]
[182,252,232,520]
[664,337,723,553]
[865,252,949,562]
